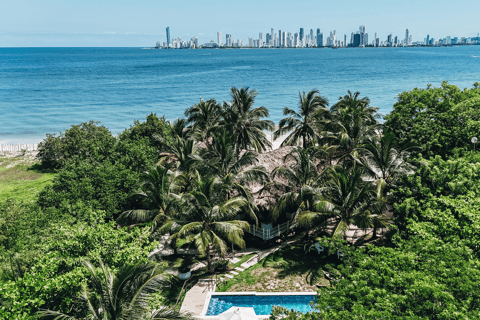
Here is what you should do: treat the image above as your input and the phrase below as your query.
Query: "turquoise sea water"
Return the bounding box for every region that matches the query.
[1,47,479,143]
[206,294,317,315]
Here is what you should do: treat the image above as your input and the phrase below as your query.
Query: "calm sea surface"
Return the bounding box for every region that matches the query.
[1,47,479,144]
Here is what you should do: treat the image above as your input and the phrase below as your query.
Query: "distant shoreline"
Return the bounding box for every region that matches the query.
[148,43,480,50]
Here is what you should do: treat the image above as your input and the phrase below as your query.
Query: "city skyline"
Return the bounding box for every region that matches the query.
[1,0,480,47]
[161,25,480,49]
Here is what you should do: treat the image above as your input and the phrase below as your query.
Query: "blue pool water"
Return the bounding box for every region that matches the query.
[205,294,317,315]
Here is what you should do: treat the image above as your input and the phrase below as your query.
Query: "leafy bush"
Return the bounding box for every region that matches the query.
[37,121,116,169]
[384,82,480,158]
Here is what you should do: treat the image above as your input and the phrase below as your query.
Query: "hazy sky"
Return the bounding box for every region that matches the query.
[1,0,479,47]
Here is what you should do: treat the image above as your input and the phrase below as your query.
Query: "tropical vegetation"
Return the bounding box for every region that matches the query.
[2,82,480,319]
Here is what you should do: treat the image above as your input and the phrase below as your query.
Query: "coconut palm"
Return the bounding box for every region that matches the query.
[269,147,321,222]
[37,260,190,320]
[321,91,379,163]
[158,176,250,273]
[273,89,329,148]
[330,90,379,125]
[184,98,221,142]
[201,129,269,211]
[297,164,376,239]
[117,164,182,234]
[355,128,418,190]
[221,87,274,153]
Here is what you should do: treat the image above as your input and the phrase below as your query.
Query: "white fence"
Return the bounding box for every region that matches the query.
[0,144,38,153]
[247,220,295,241]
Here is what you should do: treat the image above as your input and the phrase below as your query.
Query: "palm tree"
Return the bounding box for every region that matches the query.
[355,129,418,190]
[321,91,379,163]
[296,164,376,239]
[330,90,379,125]
[273,89,329,148]
[269,147,321,222]
[158,176,250,273]
[117,164,182,235]
[201,129,269,210]
[37,260,190,320]
[221,87,274,153]
[185,98,221,143]
[160,136,201,193]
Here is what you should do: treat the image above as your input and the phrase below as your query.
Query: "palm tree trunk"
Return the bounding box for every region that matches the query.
[372,222,378,240]
[303,135,307,149]
[206,245,213,273]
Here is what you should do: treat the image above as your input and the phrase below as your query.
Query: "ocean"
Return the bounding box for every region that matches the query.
[1,46,479,144]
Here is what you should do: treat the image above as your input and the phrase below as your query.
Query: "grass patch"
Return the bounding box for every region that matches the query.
[217,244,337,292]
[0,157,55,202]
[228,253,255,269]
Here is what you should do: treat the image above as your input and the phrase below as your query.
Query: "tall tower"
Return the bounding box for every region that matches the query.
[300,28,304,42]
[405,29,409,45]
[259,32,263,47]
[316,28,321,47]
[310,29,314,45]
[217,31,222,46]
[166,27,170,49]
[279,30,282,47]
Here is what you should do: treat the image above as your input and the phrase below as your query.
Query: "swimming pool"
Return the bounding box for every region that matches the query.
[205,293,317,315]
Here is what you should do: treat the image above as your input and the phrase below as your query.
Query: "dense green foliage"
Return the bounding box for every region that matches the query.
[384,81,480,158]
[3,83,480,319]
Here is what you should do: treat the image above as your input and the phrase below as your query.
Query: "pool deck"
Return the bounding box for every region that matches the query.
[180,279,217,316]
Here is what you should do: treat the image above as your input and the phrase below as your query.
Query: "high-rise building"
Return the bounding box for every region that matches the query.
[266,33,271,45]
[192,37,198,48]
[310,29,314,45]
[358,26,367,47]
[353,33,361,47]
[166,27,171,49]
[316,28,322,47]
[248,37,253,47]
[226,34,232,47]
[300,28,304,42]
[282,31,286,48]
[405,29,409,45]
[259,32,263,47]
[217,31,222,46]
[278,30,282,47]
[387,34,392,45]
[344,34,347,47]
[426,35,430,46]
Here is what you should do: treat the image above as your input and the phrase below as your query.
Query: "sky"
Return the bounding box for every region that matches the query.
[1,0,479,47]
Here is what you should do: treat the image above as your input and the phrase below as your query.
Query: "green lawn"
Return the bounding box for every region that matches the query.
[217,243,336,292]
[0,156,55,202]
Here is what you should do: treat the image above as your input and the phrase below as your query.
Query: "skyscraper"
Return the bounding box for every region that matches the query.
[316,28,321,47]
[426,35,430,46]
[359,26,367,47]
[310,29,314,45]
[344,34,347,47]
[279,30,282,47]
[300,28,304,42]
[405,29,409,45]
[217,31,222,46]
[166,27,170,49]
[282,31,286,48]
[259,32,263,47]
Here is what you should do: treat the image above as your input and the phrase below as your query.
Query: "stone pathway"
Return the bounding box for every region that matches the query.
[179,279,216,316]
